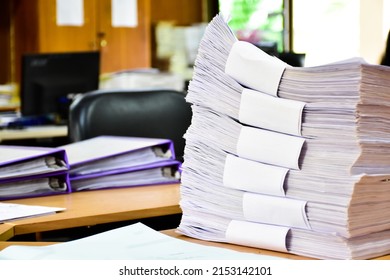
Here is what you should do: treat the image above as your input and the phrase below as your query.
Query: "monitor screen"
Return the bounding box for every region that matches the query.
[20,51,100,123]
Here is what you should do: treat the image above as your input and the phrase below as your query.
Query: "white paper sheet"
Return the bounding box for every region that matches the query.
[0,223,285,260]
[0,147,50,162]
[56,0,84,26]
[112,0,138,27]
[0,203,65,223]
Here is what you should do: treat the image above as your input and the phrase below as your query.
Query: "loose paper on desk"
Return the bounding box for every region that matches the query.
[0,202,65,223]
[0,223,285,260]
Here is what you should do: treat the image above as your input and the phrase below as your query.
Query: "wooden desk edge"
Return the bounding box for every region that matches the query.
[12,205,181,236]
[2,183,181,238]
[0,241,56,251]
[0,125,68,141]
[0,224,14,241]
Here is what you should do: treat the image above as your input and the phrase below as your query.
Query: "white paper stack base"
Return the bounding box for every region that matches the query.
[182,136,390,237]
[177,208,390,260]
[182,104,390,239]
[181,155,390,238]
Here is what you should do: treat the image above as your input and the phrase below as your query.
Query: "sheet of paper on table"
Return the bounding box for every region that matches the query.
[0,202,65,223]
[0,222,286,260]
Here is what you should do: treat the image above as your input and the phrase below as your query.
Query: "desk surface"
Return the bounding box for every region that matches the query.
[0,125,67,141]
[0,183,181,240]
[162,230,314,260]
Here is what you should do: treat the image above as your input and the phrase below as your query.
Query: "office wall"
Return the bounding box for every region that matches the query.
[150,0,204,25]
[359,0,388,63]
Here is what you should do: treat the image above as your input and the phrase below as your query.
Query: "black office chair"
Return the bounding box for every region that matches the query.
[278,52,306,67]
[68,89,192,162]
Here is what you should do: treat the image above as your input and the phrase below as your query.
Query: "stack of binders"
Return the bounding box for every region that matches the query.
[0,136,182,199]
[60,135,181,192]
[177,14,390,259]
[0,146,70,200]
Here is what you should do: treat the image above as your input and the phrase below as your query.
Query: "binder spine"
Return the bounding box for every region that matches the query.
[0,172,71,201]
[48,176,69,191]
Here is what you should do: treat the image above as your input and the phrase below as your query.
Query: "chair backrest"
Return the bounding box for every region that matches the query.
[68,89,192,161]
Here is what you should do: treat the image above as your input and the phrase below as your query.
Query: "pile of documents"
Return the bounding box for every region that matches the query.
[0,136,181,200]
[177,14,390,259]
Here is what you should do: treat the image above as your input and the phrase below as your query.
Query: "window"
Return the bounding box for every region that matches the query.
[292,0,390,66]
[219,0,285,52]
[217,0,390,66]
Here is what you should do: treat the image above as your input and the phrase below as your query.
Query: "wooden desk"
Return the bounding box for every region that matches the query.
[0,241,57,251]
[0,125,67,142]
[0,183,181,241]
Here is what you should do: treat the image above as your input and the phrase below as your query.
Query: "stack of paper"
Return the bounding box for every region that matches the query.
[177,14,390,259]
[60,136,181,191]
[0,146,70,200]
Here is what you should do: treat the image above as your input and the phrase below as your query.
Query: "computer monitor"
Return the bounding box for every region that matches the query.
[20,51,100,124]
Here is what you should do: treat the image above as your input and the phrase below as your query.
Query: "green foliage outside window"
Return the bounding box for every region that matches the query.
[219,0,284,52]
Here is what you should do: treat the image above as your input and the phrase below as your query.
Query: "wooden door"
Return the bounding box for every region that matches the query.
[0,0,12,84]
[96,0,152,73]
[37,0,98,52]
[10,0,98,84]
